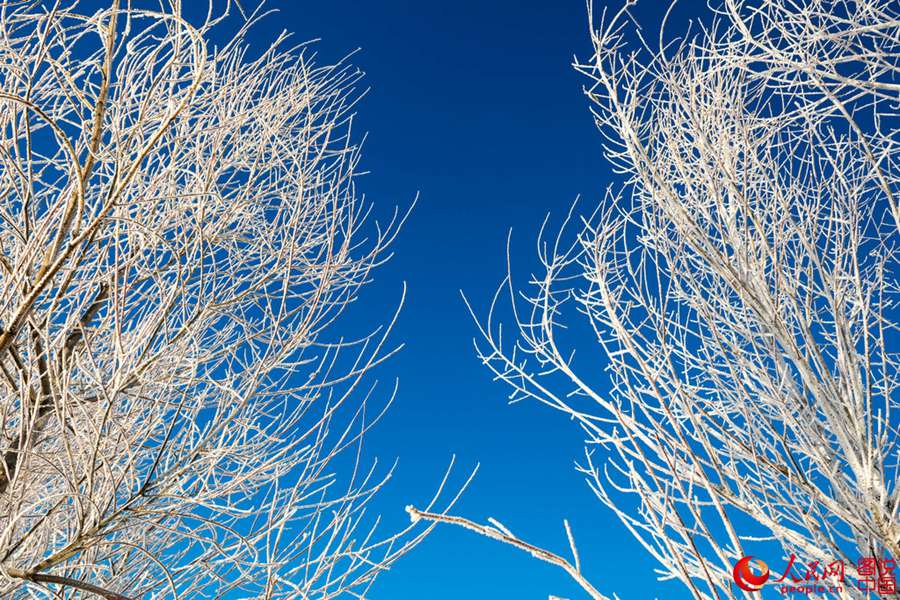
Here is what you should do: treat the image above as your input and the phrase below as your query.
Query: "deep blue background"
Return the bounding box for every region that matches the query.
[250,1,680,598]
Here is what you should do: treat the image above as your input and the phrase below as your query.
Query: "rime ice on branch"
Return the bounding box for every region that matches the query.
[0,1,454,598]
[414,0,900,598]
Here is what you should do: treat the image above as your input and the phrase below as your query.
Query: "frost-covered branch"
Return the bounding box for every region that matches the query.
[0,1,453,597]
[455,0,900,598]
[406,506,612,600]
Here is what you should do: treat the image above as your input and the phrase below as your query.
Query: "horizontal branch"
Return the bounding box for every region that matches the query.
[5,566,133,600]
[406,506,611,600]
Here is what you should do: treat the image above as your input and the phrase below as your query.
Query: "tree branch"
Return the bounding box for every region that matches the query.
[406,506,611,600]
[5,566,134,600]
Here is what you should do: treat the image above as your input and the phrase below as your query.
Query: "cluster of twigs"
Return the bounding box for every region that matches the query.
[0,1,459,597]
[413,0,900,598]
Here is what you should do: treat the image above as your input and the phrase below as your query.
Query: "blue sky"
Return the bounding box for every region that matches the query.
[250,1,681,598]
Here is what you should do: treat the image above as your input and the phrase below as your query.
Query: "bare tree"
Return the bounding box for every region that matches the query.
[0,1,458,598]
[411,0,900,597]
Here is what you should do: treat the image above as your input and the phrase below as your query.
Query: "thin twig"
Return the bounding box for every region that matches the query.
[406,506,611,600]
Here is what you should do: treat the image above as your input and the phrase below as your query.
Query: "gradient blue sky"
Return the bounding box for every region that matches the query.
[252,1,684,598]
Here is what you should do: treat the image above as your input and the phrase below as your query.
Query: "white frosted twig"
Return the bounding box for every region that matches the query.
[407,507,612,600]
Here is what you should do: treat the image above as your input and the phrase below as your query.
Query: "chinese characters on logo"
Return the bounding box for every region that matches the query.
[733,554,896,596]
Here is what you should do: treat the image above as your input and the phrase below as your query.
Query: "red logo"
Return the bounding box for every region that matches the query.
[732,554,892,595]
[734,556,770,591]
